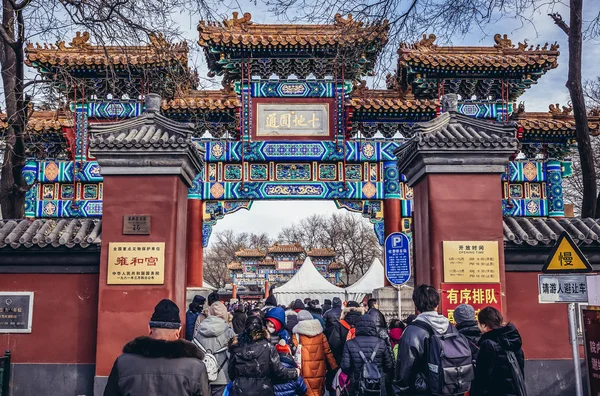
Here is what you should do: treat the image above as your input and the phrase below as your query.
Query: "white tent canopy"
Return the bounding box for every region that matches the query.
[273,257,346,306]
[203,279,217,290]
[345,258,385,302]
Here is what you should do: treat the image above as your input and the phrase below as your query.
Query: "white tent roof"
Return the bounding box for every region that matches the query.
[203,279,217,290]
[273,257,345,305]
[345,258,385,302]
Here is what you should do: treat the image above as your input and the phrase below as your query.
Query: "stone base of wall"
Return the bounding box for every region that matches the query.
[10,363,94,396]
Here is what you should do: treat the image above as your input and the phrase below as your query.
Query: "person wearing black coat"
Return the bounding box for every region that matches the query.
[322,299,332,315]
[323,297,342,331]
[231,305,247,335]
[326,305,364,365]
[454,304,482,361]
[341,315,394,396]
[228,316,298,396]
[471,307,525,396]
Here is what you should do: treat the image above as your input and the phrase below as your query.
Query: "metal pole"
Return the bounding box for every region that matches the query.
[569,302,584,396]
[397,285,402,320]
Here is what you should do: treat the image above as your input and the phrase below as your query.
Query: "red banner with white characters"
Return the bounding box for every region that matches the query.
[440,283,502,324]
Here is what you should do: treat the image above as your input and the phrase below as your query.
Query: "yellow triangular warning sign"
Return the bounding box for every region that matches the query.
[543,232,593,273]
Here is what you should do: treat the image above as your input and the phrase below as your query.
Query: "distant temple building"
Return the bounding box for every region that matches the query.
[227,243,343,291]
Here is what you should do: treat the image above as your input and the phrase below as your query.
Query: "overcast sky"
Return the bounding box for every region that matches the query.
[183,2,600,244]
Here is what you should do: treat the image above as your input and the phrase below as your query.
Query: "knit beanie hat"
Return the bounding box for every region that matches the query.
[265,294,277,307]
[149,299,181,329]
[454,304,476,325]
[292,299,305,311]
[297,309,313,322]
[209,301,228,321]
[347,301,360,308]
[266,317,283,333]
[275,339,291,354]
[333,297,342,307]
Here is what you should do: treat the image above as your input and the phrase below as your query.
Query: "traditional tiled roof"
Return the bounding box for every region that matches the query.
[235,248,266,258]
[0,111,72,133]
[503,217,600,246]
[348,88,439,112]
[513,105,600,139]
[398,33,559,73]
[161,90,240,112]
[227,261,242,270]
[268,242,305,254]
[307,248,336,257]
[258,258,276,266]
[26,32,188,71]
[328,261,344,270]
[0,219,101,249]
[198,13,388,49]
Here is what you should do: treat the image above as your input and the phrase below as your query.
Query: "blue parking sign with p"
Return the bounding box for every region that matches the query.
[385,232,411,285]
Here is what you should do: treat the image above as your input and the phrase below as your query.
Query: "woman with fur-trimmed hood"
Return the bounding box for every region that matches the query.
[228,316,298,396]
[326,302,365,365]
[291,310,338,396]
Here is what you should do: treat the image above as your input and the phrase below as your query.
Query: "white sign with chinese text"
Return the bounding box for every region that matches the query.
[107,242,165,285]
[256,103,329,137]
[538,274,588,303]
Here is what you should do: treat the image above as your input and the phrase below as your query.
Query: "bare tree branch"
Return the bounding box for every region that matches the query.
[549,12,570,35]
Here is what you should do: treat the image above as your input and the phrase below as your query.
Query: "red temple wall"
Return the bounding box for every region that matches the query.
[0,273,98,363]
[505,271,571,359]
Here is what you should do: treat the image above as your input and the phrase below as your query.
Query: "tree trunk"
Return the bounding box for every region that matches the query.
[0,0,27,219]
[567,0,597,218]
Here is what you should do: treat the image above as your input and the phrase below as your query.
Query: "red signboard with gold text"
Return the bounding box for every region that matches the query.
[441,283,502,324]
[582,306,600,396]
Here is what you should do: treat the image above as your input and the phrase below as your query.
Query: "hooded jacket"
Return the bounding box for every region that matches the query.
[292,318,338,396]
[341,316,394,396]
[266,306,291,346]
[286,310,299,334]
[456,319,482,361]
[394,311,450,395]
[104,337,210,396]
[274,354,309,396]
[471,324,525,396]
[194,316,236,385]
[228,328,298,396]
[186,309,201,341]
[326,306,364,365]
[231,310,247,335]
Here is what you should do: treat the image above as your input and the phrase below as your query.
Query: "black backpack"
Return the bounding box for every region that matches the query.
[411,320,475,395]
[357,339,383,395]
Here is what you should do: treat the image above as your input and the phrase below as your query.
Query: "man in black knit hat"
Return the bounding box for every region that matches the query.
[104,299,210,396]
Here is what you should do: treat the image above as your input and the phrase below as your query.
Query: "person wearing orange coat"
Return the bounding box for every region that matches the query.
[292,310,338,396]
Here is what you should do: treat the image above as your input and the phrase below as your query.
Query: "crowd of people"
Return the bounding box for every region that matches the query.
[103,286,526,396]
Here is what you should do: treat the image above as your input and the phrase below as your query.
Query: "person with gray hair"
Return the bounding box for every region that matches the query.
[104,299,210,396]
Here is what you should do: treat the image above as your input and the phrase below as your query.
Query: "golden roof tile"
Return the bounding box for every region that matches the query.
[268,242,305,254]
[348,88,439,111]
[328,261,344,270]
[0,111,72,133]
[198,13,388,49]
[161,90,240,111]
[306,248,336,257]
[513,104,600,135]
[235,248,266,258]
[227,261,243,270]
[258,258,276,266]
[26,32,188,70]
[398,33,559,71]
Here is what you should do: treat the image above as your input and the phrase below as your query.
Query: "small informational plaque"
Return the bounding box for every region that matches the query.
[123,215,151,235]
[107,242,165,285]
[443,241,500,283]
[0,292,34,333]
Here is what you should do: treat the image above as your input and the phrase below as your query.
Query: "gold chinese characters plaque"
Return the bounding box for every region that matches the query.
[107,242,165,285]
[443,241,499,283]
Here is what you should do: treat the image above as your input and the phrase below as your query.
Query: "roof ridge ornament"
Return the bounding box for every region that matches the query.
[223,12,252,29]
[441,93,458,113]
[549,103,573,117]
[69,31,91,48]
[493,33,514,49]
